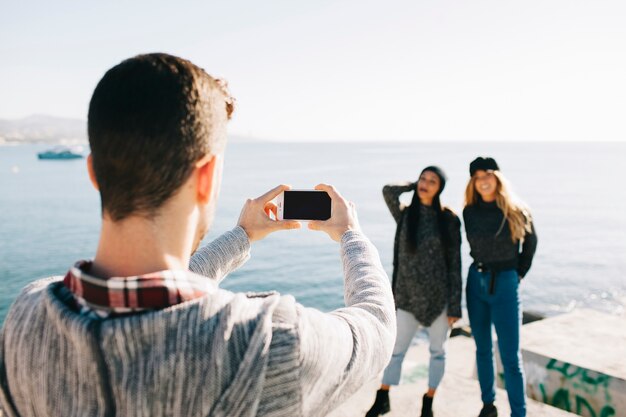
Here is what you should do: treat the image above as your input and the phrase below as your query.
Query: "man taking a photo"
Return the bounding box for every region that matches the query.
[0,53,395,417]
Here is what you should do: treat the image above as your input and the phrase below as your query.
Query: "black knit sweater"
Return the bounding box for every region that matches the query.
[383,183,462,326]
[463,198,538,278]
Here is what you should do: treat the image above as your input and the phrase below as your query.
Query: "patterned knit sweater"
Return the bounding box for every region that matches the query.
[0,228,395,417]
[383,183,462,326]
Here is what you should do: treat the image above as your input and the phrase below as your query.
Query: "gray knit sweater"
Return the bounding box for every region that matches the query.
[383,184,462,326]
[0,227,395,417]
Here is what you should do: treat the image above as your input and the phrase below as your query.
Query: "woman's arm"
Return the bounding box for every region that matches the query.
[518,217,538,278]
[382,182,415,223]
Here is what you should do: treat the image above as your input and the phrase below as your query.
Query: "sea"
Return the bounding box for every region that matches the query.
[1,141,625,324]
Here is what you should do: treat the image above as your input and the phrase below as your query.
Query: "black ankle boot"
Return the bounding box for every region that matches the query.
[478,403,497,417]
[365,389,390,417]
[420,394,434,417]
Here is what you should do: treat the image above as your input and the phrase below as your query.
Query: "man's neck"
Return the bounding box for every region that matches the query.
[91,213,195,278]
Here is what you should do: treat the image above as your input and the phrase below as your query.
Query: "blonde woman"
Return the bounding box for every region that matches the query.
[463,157,537,417]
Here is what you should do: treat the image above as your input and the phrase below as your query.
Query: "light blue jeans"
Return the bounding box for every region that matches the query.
[382,308,450,389]
[467,265,526,417]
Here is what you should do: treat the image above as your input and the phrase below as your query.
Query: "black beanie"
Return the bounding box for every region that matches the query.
[421,165,447,193]
[469,157,499,176]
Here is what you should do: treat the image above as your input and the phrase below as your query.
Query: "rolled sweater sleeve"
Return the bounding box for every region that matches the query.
[296,230,396,417]
[189,226,251,283]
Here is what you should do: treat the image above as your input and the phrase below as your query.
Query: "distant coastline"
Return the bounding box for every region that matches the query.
[0,138,87,146]
[0,114,257,146]
[0,114,86,146]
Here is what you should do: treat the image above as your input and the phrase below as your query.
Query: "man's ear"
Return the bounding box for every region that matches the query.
[87,154,99,191]
[196,154,218,205]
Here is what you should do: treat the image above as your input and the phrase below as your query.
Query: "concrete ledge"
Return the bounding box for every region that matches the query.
[502,309,626,417]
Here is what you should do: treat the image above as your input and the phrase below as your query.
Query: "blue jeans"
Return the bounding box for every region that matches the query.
[381,308,450,389]
[466,265,526,417]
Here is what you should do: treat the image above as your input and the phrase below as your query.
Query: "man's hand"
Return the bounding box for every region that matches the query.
[448,317,460,327]
[237,184,301,242]
[308,184,361,242]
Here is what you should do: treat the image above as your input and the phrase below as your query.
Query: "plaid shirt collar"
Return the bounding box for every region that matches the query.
[63,260,216,318]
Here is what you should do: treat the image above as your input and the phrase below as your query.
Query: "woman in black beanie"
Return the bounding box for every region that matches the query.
[365,166,462,417]
[463,157,538,417]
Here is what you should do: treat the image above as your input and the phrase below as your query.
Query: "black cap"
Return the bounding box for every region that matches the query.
[469,157,499,176]
[421,165,447,193]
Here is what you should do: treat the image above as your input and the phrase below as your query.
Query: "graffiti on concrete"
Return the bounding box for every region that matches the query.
[532,359,616,417]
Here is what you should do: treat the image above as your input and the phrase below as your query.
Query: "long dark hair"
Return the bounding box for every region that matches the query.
[405,171,451,252]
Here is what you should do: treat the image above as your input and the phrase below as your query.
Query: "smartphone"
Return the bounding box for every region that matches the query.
[276,190,331,221]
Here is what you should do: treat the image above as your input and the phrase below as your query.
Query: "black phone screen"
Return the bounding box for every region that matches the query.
[283,191,331,220]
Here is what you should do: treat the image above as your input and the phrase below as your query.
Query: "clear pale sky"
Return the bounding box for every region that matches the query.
[1,0,625,141]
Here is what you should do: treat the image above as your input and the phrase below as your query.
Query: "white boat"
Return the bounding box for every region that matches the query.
[37,146,84,160]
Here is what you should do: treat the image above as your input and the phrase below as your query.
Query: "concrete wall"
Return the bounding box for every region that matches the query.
[522,350,625,417]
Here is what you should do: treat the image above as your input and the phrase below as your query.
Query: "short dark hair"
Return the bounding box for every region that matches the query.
[88,53,234,221]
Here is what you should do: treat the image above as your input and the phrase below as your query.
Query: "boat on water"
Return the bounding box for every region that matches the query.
[37,146,84,160]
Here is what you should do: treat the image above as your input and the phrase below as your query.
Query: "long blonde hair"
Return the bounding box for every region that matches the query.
[464,171,532,242]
